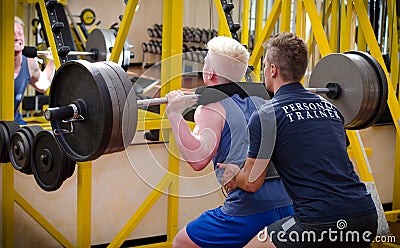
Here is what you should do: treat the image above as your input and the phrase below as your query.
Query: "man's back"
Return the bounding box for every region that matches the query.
[251,82,376,222]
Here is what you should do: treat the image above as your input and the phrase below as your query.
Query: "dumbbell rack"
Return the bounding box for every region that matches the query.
[2,0,400,248]
[142,24,162,68]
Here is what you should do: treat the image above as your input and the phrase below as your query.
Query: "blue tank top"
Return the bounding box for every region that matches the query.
[14,55,30,124]
[213,94,292,216]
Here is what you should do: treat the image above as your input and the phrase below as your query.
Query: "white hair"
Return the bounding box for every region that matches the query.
[15,16,25,27]
[206,36,250,82]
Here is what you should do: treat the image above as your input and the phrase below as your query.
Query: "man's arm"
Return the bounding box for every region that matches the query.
[219,157,269,193]
[166,90,225,171]
[219,103,274,192]
[28,57,54,93]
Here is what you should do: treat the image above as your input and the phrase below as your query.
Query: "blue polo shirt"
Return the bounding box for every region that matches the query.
[248,82,376,222]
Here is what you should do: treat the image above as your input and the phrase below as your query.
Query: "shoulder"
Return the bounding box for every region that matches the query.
[194,102,225,125]
[27,57,40,72]
[195,101,225,117]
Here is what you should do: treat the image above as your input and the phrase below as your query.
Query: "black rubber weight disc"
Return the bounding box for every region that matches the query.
[0,121,20,162]
[9,125,43,174]
[344,51,388,130]
[95,62,123,154]
[85,28,115,62]
[32,130,68,192]
[309,53,379,129]
[103,61,137,148]
[49,60,113,161]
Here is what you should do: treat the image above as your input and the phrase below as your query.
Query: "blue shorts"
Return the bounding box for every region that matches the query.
[186,205,294,248]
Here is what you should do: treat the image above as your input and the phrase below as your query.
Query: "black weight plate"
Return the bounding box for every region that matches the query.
[95,63,122,154]
[97,62,127,152]
[103,61,133,96]
[309,53,372,129]
[9,125,43,174]
[343,53,377,128]
[9,129,31,173]
[345,51,388,130]
[49,60,113,161]
[32,130,68,191]
[0,121,20,162]
[66,160,76,179]
[86,28,131,69]
[86,29,115,62]
[103,61,137,148]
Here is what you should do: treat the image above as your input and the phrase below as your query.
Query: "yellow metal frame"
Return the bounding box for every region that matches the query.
[1,1,17,247]
[240,0,251,47]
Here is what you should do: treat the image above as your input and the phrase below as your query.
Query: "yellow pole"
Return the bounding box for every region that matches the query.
[77,162,92,247]
[109,0,139,63]
[214,0,232,37]
[241,0,251,46]
[394,134,400,210]
[108,174,172,247]
[356,0,367,51]
[38,0,61,69]
[345,1,354,51]
[14,192,74,247]
[388,0,399,90]
[248,0,281,69]
[159,0,172,117]
[1,1,16,247]
[354,0,400,138]
[253,0,264,78]
[339,0,348,53]
[329,0,339,52]
[281,0,292,32]
[16,0,25,20]
[388,0,400,210]
[303,0,332,57]
[165,0,184,242]
[296,0,306,39]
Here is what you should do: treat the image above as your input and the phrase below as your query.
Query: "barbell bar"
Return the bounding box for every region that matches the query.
[44,83,341,121]
[23,46,97,58]
[23,28,133,70]
[44,51,387,162]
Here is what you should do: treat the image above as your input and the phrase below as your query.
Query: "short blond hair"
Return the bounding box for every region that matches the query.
[207,36,249,66]
[15,16,25,27]
[206,36,250,82]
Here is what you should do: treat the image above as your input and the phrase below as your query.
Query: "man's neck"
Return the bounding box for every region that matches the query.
[274,81,297,93]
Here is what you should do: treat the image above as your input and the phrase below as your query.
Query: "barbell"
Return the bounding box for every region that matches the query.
[23,28,133,70]
[23,45,97,58]
[43,51,387,162]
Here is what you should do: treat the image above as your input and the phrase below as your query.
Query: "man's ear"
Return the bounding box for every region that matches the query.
[270,64,278,78]
[208,68,215,80]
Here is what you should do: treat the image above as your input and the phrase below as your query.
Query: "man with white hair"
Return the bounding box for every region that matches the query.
[165,36,293,247]
[14,16,54,124]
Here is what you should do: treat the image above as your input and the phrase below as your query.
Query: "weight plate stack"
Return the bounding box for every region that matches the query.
[49,60,137,162]
[308,52,388,130]
[9,125,43,174]
[344,51,388,130]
